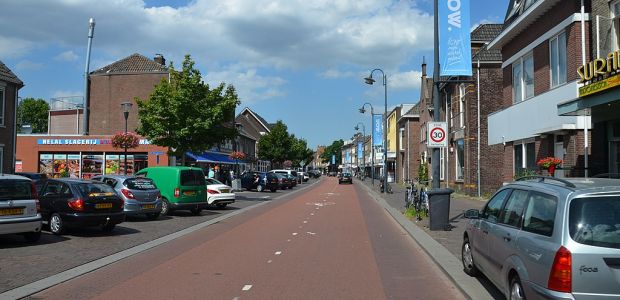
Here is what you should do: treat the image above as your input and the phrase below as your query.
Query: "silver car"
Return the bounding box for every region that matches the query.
[92,175,162,220]
[462,176,620,300]
[0,174,42,242]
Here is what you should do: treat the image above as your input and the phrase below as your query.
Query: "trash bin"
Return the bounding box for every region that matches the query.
[427,188,454,231]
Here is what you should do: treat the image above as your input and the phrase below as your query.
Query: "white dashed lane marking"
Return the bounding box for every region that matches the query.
[242,285,253,291]
[267,260,273,264]
[292,232,298,236]
[275,251,282,255]
[303,221,308,224]
[306,232,316,235]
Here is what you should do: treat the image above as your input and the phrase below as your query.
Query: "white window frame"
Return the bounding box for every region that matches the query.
[612,0,620,52]
[459,84,465,128]
[0,88,5,126]
[440,148,445,180]
[549,31,567,88]
[512,53,534,103]
[513,139,536,174]
[456,139,464,181]
[399,128,405,151]
[0,146,3,172]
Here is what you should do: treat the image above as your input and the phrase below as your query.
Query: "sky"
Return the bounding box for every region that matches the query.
[1,0,509,149]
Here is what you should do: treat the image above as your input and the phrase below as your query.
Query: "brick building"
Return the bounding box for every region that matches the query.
[396,104,420,184]
[0,60,23,174]
[488,0,591,180]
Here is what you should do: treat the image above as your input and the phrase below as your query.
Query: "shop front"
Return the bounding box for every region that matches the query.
[16,135,169,179]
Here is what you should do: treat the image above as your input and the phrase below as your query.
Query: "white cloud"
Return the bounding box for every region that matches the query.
[203,65,287,104]
[320,69,357,79]
[15,60,44,71]
[54,50,79,61]
[389,70,422,90]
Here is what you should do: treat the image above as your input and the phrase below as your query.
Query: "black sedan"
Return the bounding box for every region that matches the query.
[338,172,353,184]
[39,179,125,235]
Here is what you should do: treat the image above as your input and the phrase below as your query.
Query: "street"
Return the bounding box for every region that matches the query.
[5,177,464,299]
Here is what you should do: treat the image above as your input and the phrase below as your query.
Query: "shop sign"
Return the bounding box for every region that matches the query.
[37,138,151,145]
[579,73,620,97]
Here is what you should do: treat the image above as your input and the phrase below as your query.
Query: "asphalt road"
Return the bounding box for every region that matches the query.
[0,183,299,294]
[21,177,464,300]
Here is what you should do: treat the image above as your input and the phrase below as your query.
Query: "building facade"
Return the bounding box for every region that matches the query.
[396,104,421,184]
[0,60,23,174]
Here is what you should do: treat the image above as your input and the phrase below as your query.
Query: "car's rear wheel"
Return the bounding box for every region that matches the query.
[270,188,277,192]
[161,198,171,216]
[216,203,227,209]
[190,208,202,215]
[462,237,479,276]
[257,185,264,192]
[49,213,65,235]
[146,212,160,220]
[509,276,526,300]
[24,231,41,243]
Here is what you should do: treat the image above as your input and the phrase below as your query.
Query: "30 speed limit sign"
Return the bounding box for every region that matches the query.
[427,122,448,148]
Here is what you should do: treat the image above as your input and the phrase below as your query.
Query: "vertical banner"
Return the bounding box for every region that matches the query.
[439,0,472,76]
[372,114,383,147]
[345,150,351,164]
[331,154,336,165]
[357,142,363,159]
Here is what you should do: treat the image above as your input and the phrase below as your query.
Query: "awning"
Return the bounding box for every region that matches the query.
[186,152,236,164]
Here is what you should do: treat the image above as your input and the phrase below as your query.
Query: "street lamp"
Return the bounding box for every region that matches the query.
[121,101,133,175]
[364,69,388,193]
[354,122,366,181]
[359,102,375,186]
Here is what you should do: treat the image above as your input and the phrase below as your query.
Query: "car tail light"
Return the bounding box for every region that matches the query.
[548,246,572,293]
[174,188,180,198]
[120,189,135,199]
[68,198,85,211]
[30,182,39,199]
[207,189,219,194]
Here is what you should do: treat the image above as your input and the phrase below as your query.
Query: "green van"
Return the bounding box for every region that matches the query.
[135,167,207,215]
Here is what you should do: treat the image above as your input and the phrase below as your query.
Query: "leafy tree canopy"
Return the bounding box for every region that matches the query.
[257,120,292,165]
[136,55,240,164]
[320,139,344,164]
[17,97,49,133]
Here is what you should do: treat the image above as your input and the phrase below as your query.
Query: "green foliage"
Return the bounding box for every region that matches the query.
[418,162,429,183]
[320,139,344,164]
[17,98,49,133]
[257,121,293,165]
[136,55,240,162]
[289,135,314,167]
[513,168,539,180]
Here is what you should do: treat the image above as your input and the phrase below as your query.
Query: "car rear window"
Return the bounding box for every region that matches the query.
[0,180,32,201]
[76,182,116,196]
[124,178,157,190]
[569,196,620,249]
[180,170,206,186]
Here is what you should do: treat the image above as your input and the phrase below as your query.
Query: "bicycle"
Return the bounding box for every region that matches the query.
[417,185,429,218]
[404,183,416,209]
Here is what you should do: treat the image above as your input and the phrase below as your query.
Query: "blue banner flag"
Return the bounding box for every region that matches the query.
[372,114,383,147]
[439,0,472,76]
[345,150,351,164]
[331,154,336,165]
[357,142,363,159]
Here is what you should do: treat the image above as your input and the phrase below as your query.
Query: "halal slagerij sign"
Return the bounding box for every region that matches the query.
[37,139,151,145]
[439,0,472,76]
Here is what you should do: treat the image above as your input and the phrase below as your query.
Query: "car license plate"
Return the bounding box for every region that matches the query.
[95,203,113,209]
[221,189,230,193]
[183,191,196,196]
[142,204,155,209]
[0,207,24,216]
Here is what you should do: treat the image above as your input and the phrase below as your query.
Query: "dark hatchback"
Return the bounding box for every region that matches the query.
[15,172,48,192]
[274,173,291,190]
[338,172,353,184]
[39,179,125,235]
[240,171,279,192]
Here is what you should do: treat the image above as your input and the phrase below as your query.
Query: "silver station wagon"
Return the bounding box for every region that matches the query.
[461,176,620,300]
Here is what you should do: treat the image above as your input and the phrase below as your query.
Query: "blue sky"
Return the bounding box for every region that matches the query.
[1,0,508,149]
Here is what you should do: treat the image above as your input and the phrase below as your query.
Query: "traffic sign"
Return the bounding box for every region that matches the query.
[299,160,306,167]
[427,122,448,148]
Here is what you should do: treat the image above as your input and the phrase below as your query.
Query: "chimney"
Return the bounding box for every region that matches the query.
[421,56,427,78]
[154,54,165,66]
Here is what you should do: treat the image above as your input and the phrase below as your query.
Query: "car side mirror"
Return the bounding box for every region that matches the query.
[463,209,480,219]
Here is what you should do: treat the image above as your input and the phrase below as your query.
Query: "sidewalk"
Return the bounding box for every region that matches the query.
[357,178,504,300]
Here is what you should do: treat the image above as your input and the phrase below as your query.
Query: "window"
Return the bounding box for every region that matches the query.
[499,190,529,227]
[523,192,557,237]
[569,196,620,249]
[456,139,464,181]
[514,141,536,174]
[512,54,534,103]
[440,148,445,180]
[0,146,3,172]
[399,128,405,151]
[482,189,510,223]
[459,84,465,128]
[612,1,620,52]
[0,88,4,126]
[550,32,567,87]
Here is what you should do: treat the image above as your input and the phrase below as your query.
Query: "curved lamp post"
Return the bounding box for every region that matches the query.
[364,69,388,193]
[121,101,133,175]
[354,122,366,181]
[359,102,375,186]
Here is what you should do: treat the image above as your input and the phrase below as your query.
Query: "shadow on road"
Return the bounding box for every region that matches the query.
[0,232,70,249]
[63,225,141,237]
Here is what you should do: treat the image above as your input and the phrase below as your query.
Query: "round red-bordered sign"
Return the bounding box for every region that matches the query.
[430,127,446,143]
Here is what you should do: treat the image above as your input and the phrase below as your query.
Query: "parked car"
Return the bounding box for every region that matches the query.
[298,172,310,182]
[461,176,620,300]
[0,175,42,242]
[287,174,297,188]
[15,172,48,193]
[135,167,207,216]
[307,170,321,178]
[338,172,353,184]
[270,169,299,187]
[39,179,125,235]
[92,175,162,220]
[274,173,291,190]
[240,171,278,192]
[205,178,235,208]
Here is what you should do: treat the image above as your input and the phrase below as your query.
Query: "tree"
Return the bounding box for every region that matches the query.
[320,139,344,165]
[17,97,49,133]
[257,120,293,167]
[289,136,314,168]
[136,55,240,165]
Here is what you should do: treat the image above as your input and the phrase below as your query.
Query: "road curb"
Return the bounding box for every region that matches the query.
[0,178,322,300]
[358,182,494,300]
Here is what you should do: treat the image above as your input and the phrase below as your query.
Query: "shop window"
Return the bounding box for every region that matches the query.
[0,88,4,126]
[456,139,464,181]
[512,53,534,103]
[514,141,536,175]
[549,31,567,87]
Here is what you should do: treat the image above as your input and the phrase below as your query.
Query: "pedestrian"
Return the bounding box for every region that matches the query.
[208,165,215,178]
